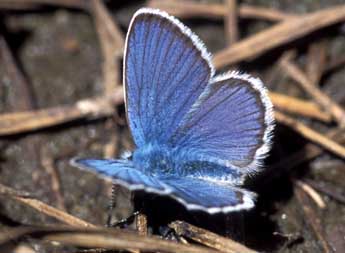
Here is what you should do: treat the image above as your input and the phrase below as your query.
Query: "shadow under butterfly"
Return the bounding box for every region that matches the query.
[71,8,274,215]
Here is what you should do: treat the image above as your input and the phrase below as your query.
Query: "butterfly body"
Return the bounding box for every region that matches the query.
[72,8,274,214]
[132,143,178,177]
[132,143,243,183]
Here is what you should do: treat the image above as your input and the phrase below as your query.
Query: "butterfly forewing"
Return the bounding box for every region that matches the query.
[124,8,213,147]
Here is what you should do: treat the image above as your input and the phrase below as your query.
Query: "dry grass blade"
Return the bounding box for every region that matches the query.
[306,40,327,85]
[147,0,296,21]
[91,0,124,95]
[325,53,345,74]
[305,179,345,204]
[239,4,296,21]
[0,186,96,227]
[0,183,31,197]
[0,0,88,9]
[275,111,345,159]
[170,221,257,253]
[225,0,239,44]
[269,91,332,122]
[147,0,227,19]
[0,90,123,136]
[267,128,343,183]
[40,153,66,211]
[280,58,345,127]
[136,213,148,236]
[0,227,221,253]
[213,5,345,68]
[12,196,96,228]
[295,187,332,253]
[296,180,326,209]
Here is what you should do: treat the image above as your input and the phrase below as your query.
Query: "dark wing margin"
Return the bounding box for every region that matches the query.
[171,71,274,173]
[124,8,213,147]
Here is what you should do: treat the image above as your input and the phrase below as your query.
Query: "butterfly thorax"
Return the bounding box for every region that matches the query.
[132,143,179,177]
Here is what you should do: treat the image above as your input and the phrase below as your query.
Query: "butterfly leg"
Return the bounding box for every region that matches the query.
[108,211,140,228]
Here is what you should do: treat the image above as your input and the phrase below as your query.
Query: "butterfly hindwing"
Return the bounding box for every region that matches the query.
[72,158,171,194]
[171,72,274,172]
[72,158,254,213]
[124,8,213,147]
[161,177,255,213]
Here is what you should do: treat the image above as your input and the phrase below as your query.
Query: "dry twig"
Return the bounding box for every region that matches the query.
[269,92,332,122]
[295,187,332,253]
[170,220,257,253]
[0,90,123,136]
[136,213,148,236]
[295,180,326,209]
[0,226,220,253]
[225,0,239,44]
[305,179,345,204]
[40,152,66,211]
[280,58,345,127]
[91,0,124,95]
[275,111,345,159]
[306,40,327,85]
[148,0,296,21]
[0,0,88,10]
[0,183,96,228]
[213,5,345,68]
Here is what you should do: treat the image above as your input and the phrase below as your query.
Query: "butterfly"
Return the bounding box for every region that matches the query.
[72,8,274,214]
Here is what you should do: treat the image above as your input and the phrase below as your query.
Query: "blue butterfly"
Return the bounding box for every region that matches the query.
[72,8,274,214]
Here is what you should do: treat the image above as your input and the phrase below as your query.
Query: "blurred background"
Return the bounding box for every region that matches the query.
[0,0,344,252]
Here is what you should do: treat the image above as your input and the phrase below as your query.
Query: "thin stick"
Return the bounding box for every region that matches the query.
[225,0,239,44]
[147,0,296,21]
[295,180,326,209]
[295,187,332,253]
[280,58,345,126]
[266,128,343,185]
[0,183,96,228]
[0,90,123,136]
[325,54,345,74]
[269,91,332,122]
[213,5,345,68]
[103,119,119,158]
[41,152,66,211]
[0,183,31,197]
[170,220,257,253]
[0,0,88,9]
[239,4,296,21]
[0,226,220,253]
[91,0,124,96]
[136,213,148,236]
[275,111,345,159]
[306,40,327,85]
[305,179,345,204]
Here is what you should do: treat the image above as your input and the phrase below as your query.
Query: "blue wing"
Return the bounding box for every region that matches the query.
[170,72,274,172]
[161,177,255,213]
[124,8,213,147]
[71,158,254,213]
[71,158,171,194]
